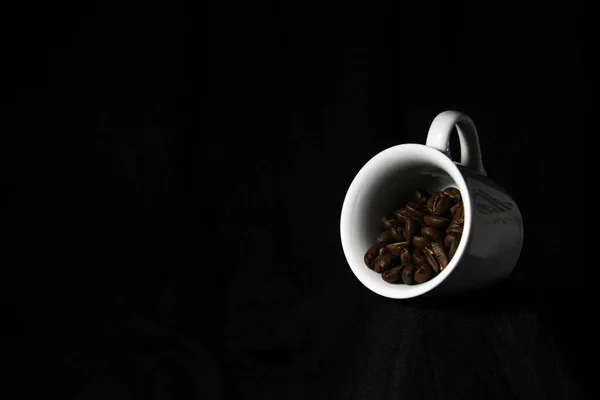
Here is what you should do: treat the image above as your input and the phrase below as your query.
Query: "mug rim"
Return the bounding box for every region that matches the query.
[340,143,472,298]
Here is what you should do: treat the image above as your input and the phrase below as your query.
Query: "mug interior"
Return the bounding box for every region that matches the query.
[340,143,471,298]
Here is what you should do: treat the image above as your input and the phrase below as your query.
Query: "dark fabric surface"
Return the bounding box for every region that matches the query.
[6,1,593,399]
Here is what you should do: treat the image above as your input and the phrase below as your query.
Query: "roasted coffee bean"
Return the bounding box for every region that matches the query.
[412,248,428,265]
[373,251,394,273]
[444,233,459,248]
[423,215,450,229]
[394,208,413,220]
[366,187,463,285]
[404,219,415,243]
[414,264,434,284]
[428,241,449,271]
[405,202,426,217]
[390,226,405,242]
[426,195,435,211]
[443,187,461,201]
[413,236,430,249]
[452,202,465,225]
[421,226,444,243]
[447,224,463,235]
[398,209,425,230]
[386,242,409,256]
[423,245,440,273]
[382,266,404,283]
[414,190,429,205]
[399,246,412,266]
[364,243,382,268]
[450,202,461,216]
[402,264,415,285]
[376,230,392,244]
[382,216,399,229]
[396,214,415,243]
[429,192,452,216]
[449,237,459,259]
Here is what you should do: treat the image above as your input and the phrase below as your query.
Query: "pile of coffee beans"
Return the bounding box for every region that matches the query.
[364,187,465,285]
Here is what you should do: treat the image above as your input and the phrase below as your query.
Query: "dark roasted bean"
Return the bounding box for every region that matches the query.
[394,208,413,220]
[429,192,452,216]
[446,224,463,235]
[444,233,459,248]
[390,226,405,242]
[364,243,382,268]
[423,215,450,228]
[429,241,449,271]
[449,237,459,259]
[382,216,399,230]
[401,264,415,285]
[443,187,461,202]
[422,226,444,243]
[423,245,440,273]
[373,252,394,273]
[386,242,409,256]
[382,266,404,283]
[414,189,430,205]
[367,187,463,284]
[450,202,461,216]
[452,202,465,225]
[412,248,428,265]
[413,235,430,249]
[396,214,415,244]
[405,202,426,217]
[376,230,392,244]
[414,264,434,284]
[399,245,412,266]
[426,195,435,212]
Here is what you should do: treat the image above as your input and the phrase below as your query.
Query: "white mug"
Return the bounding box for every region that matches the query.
[339,110,523,298]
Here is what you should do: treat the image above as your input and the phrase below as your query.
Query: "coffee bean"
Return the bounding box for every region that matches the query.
[423,215,450,229]
[399,246,412,266]
[382,216,399,229]
[413,236,430,249]
[428,241,449,271]
[405,202,426,217]
[401,264,415,285]
[444,233,458,248]
[450,202,461,216]
[382,266,403,283]
[373,251,394,273]
[390,226,405,242]
[414,190,430,205]
[452,202,465,225]
[446,224,463,235]
[421,226,444,243]
[443,187,461,202]
[414,264,434,284]
[385,242,409,256]
[423,245,440,273]
[394,208,413,220]
[366,187,464,285]
[376,230,392,244]
[396,214,415,244]
[412,248,428,265]
[449,237,459,259]
[364,243,382,268]
[426,195,435,211]
[429,192,452,216]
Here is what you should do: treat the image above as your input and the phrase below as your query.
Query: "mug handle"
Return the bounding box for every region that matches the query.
[425,110,487,176]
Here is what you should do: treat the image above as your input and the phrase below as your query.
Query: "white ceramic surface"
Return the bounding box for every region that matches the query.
[340,110,523,298]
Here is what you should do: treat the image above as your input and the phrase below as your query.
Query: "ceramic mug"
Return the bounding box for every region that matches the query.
[340,110,523,298]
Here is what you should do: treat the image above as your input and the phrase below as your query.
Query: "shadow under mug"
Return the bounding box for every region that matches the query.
[340,110,523,299]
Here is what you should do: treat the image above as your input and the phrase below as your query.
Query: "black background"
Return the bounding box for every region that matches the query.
[5,1,593,399]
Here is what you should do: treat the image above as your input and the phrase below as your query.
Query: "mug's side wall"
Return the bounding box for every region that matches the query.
[430,167,524,295]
